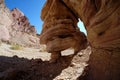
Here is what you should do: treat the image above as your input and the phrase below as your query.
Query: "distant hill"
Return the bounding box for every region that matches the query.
[0,0,40,47]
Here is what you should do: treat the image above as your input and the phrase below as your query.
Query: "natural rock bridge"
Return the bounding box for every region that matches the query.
[40,0,120,80]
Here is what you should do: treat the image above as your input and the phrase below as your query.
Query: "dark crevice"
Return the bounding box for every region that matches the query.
[98,31,105,36]
[58,34,72,38]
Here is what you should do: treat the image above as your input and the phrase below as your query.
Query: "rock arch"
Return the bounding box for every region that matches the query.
[40,0,120,80]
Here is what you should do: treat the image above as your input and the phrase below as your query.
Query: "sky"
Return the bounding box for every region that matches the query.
[5,0,87,35]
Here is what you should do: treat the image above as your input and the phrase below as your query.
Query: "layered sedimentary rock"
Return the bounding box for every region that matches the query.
[0,0,40,47]
[41,0,120,80]
[0,0,13,41]
[11,8,36,36]
[9,8,40,47]
[63,0,120,80]
[63,0,120,48]
[40,0,87,62]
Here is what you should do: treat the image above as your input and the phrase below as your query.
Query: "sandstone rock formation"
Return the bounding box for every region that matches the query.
[11,8,36,36]
[40,0,87,62]
[41,0,120,80]
[9,8,39,47]
[0,0,13,42]
[0,0,40,47]
[0,26,10,42]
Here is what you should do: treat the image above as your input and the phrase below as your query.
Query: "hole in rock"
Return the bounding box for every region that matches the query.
[77,19,87,35]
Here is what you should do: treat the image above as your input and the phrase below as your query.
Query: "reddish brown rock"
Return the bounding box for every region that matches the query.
[41,0,120,80]
[11,8,36,35]
[8,8,40,47]
[40,0,87,62]
[63,0,120,80]
[0,0,4,4]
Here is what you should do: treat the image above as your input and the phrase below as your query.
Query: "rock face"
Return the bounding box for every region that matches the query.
[0,26,10,41]
[0,0,13,41]
[9,8,39,47]
[40,0,87,62]
[0,0,40,47]
[11,8,36,35]
[41,0,120,80]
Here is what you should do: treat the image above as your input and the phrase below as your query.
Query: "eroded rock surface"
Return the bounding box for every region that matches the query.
[0,0,40,47]
[40,0,87,62]
[0,0,13,42]
[41,0,120,80]
[63,0,120,80]
[9,8,39,47]
[11,8,36,36]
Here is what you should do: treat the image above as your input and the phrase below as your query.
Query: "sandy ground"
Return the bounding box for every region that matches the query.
[0,43,51,60]
[0,43,91,80]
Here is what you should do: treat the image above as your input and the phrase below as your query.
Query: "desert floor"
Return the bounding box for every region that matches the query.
[0,43,91,80]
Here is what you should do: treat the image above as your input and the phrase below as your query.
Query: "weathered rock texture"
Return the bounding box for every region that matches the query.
[40,0,87,62]
[9,8,39,47]
[41,0,120,80]
[0,0,40,47]
[11,8,36,35]
[0,0,13,41]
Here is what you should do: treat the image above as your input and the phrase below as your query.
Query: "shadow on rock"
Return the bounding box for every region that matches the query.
[0,55,74,80]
